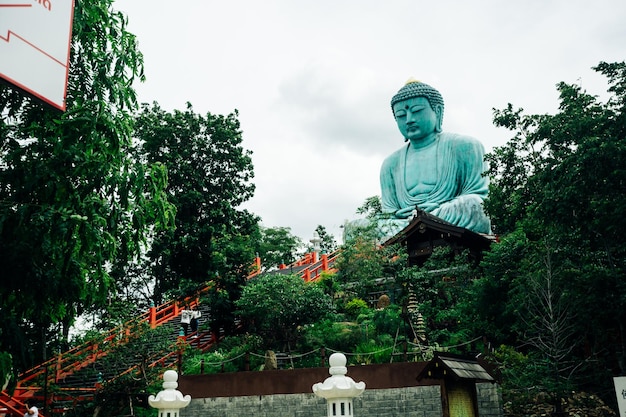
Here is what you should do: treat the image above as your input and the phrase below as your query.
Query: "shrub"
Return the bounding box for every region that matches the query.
[372,305,403,336]
[344,298,368,319]
[182,334,263,374]
[354,340,394,364]
[298,319,363,354]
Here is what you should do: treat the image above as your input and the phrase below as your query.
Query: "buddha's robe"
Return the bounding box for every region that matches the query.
[380,132,491,234]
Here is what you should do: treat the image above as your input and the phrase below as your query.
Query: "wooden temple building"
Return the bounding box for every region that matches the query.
[383,209,497,265]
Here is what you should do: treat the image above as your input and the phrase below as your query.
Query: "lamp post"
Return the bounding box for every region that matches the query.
[148,370,190,417]
[312,353,365,417]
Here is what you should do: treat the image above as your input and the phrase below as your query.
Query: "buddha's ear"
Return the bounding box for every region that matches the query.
[434,105,443,132]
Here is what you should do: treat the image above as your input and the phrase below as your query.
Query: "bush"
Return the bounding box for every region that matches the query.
[372,305,403,336]
[354,340,394,364]
[182,334,263,374]
[298,319,363,354]
[344,298,368,319]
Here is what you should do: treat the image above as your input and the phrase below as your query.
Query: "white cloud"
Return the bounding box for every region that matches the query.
[114,0,626,242]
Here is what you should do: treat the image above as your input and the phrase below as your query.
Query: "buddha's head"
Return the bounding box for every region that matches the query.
[391,80,444,141]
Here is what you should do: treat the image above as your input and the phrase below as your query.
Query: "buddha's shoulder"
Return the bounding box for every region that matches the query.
[440,132,485,151]
[440,132,481,144]
[382,145,405,165]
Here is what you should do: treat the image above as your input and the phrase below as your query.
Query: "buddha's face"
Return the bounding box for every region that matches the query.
[393,97,441,142]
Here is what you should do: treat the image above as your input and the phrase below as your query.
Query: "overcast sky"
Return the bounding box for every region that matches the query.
[113,0,626,245]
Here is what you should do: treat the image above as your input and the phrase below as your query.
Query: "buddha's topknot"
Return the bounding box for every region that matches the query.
[390,79,445,121]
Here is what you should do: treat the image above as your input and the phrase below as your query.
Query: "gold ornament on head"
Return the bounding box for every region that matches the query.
[404,77,420,85]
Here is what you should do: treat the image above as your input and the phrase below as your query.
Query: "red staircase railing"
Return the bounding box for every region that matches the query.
[2,289,210,414]
[301,252,339,282]
[273,250,340,282]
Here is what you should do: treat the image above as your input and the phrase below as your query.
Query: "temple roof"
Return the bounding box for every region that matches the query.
[416,352,495,383]
[382,209,496,265]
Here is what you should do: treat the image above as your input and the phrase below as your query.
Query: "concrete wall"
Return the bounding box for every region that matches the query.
[182,384,501,417]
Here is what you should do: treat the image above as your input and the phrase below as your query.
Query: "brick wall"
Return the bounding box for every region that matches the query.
[477,382,504,417]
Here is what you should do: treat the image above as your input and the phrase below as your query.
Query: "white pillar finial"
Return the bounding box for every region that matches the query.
[148,370,191,417]
[312,353,365,417]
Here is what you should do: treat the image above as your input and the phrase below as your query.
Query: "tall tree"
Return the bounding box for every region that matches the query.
[334,219,404,302]
[0,0,174,375]
[518,239,578,414]
[480,61,626,405]
[134,102,258,337]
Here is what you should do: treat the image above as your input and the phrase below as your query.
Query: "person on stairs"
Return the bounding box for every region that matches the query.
[180,307,193,337]
[190,309,201,338]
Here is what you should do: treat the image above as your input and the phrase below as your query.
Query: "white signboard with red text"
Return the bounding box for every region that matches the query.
[0,0,74,111]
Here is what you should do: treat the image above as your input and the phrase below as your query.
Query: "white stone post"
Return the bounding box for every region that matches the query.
[148,370,191,417]
[312,353,365,417]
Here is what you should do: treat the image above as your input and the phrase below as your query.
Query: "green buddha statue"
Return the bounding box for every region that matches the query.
[379,79,491,235]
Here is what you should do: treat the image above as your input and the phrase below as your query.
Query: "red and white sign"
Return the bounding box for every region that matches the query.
[0,0,74,111]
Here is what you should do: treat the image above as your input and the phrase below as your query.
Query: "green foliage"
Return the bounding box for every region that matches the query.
[398,247,480,350]
[193,303,410,370]
[182,334,263,374]
[315,271,341,299]
[489,345,536,392]
[354,340,394,365]
[464,230,530,345]
[298,320,363,356]
[308,225,338,254]
[344,298,368,319]
[236,274,335,349]
[256,226,303,270]
[0,0,174,370]
[335,220,405,300]
[480,61,626,409]
[0,352,14,393]
[135,102,258,304]
[133,102,259,337]
[356,195,383,220]
[487,62,626,250]
[370,305,404,337]
[488,345,589,416]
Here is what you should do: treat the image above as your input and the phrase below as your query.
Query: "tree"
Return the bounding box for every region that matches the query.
[235,274,335,350]
[481,61,626,407]
[518,239,578,414]
[465,229,530,346]
[256,226,303,271]
[487,62,626,250]
[334,222,390,300]
[309,225,337,254]
[133,102,258,304]
[0,0,174,375]
[356,195,383,220]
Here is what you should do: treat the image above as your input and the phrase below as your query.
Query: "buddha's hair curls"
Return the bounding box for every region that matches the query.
[390,80,445,121]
